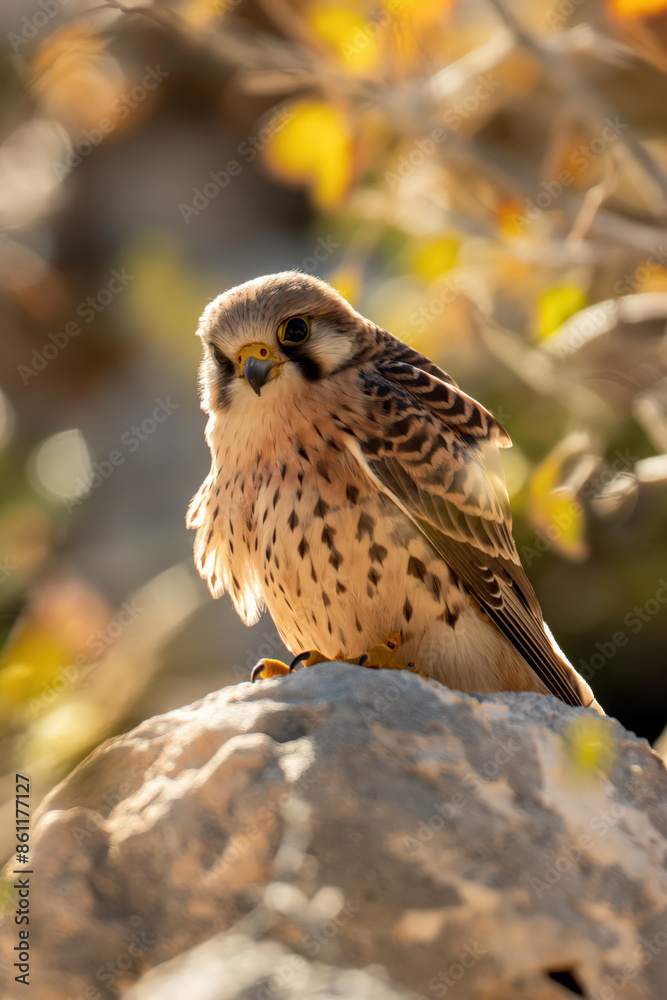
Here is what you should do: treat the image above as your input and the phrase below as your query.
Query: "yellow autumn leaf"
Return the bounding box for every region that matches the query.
[565,717,617,777]
[308,0,451,76]
[608,0,667,19]
[0,663,36,705]
[409,236,460,284]
[307,4,381,73]
[0,629,71,705]
[397,0,455,24]
[535,285,588,341]
[529,450,587,561]
[388,0,456,69]
[263,100,353,208]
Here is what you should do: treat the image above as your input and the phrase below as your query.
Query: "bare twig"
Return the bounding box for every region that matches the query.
[568,158,618,243]
[487,0,667,216]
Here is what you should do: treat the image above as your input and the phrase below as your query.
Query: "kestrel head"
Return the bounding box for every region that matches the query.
[196,271,372,414]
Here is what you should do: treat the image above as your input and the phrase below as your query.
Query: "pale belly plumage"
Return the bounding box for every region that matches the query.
[214,415,545,696]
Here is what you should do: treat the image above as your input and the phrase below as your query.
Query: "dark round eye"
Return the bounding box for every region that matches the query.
[278,316,310,345]
[211,344,227,366]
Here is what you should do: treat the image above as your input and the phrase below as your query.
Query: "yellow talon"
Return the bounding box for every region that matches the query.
[358,632,402,669]
[358,633,427,677]
[250,658,290,681]
[250,637,427,682]
[302,650,330,666]
[250,649,329,681]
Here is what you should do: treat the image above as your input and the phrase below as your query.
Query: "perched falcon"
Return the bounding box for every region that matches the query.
[187,271,602,712]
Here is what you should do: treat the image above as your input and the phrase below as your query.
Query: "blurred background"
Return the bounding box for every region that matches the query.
[0,0,666,855]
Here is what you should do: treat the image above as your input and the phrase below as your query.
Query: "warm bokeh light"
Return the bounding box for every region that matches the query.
[0,0,665,875]
[29,429,92,502]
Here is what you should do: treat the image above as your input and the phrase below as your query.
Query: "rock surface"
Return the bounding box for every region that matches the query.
[1,663,667,1000]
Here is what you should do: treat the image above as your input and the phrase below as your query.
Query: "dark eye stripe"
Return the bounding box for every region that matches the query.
[289,352,322,381]
[210,344,234,379]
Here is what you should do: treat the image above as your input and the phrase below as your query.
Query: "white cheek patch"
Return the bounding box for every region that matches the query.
[306,322,355,372]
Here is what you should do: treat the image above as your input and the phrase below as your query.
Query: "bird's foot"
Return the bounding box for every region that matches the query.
[356,633,427,677]
[250,636,427,682]
[250,658,290,681]
[250,649,326,682]
[357,632,403,669]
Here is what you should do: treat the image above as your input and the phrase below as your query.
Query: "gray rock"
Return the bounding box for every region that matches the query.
[1,663,666,1000]
[121,930,418,1000]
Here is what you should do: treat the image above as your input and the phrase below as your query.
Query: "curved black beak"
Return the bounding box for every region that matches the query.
[243,356,278,396]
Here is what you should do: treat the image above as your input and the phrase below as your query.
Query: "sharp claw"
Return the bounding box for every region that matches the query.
[289,650,312,672]
[357,634,408,671]
[251,662,266,683]
[251,658,291,681]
